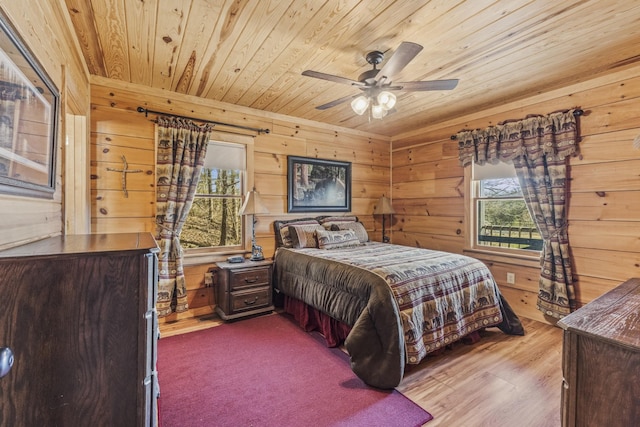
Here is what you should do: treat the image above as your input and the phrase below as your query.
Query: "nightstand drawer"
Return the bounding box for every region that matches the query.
[229,267,270,290]
[231,287,271,312]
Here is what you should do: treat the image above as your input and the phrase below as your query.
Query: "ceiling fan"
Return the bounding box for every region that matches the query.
[302,42,459,118]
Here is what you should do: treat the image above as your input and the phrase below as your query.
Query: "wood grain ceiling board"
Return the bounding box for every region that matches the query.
[65,0,640,136]
[66,0,107,76]
[123,0,157,86]
[90,0,130,80]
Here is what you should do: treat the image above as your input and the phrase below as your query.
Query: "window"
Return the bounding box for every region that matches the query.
[180,141,246,251]
[471,162,541,253]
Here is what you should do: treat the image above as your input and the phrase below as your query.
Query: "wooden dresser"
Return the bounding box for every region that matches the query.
[0,233,159,427]
[558,278,640,427]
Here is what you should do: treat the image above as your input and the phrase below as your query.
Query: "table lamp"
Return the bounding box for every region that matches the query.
[238,188,269,260]
[373,195,395,243]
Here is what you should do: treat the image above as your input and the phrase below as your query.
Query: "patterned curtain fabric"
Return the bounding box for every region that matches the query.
[155,116,213,317]
[457,110,579,318]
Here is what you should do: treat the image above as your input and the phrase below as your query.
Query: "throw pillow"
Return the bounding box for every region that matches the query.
[288,224,324,248]
[319,215,358,225]
[330,221,369,243]
[275,218,321,248]
[316,229,362,250]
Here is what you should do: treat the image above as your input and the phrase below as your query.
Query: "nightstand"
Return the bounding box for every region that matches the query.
[214,259,274,321]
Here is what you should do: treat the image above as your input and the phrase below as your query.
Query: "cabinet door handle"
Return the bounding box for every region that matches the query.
[0,347,14,379]
[244,296,259,306]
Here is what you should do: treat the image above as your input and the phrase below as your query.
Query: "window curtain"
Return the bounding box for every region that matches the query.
[155,116,213,317]
[457,109,580,318]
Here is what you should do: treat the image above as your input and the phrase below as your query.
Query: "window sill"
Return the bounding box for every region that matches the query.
[463,247,540,268]
[183,250,249,266]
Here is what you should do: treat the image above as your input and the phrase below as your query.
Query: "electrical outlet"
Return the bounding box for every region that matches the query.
[204,272,214,287]
[506,272,515,284]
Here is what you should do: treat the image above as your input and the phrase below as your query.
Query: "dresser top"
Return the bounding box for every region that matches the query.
[558,278,640,351]
[0,233,159,259]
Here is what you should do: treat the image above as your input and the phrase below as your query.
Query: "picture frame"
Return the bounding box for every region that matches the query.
[0,11,59,198]
[287,156,351,213]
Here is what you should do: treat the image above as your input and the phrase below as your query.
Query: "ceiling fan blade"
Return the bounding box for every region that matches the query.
[315,94,356,110]
[394,79,459,91]
[376,42,423,81]
[302,70,364,87]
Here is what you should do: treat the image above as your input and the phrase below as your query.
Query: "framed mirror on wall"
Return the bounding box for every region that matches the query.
[0,10,59,198]
[287,156,351,213]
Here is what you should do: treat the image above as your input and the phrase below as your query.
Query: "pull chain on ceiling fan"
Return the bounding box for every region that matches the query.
[302,42,459,119]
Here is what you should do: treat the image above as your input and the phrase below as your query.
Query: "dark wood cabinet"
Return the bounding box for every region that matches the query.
[558,278,640,427]
[215,259,274,320]
[0,233,159,427]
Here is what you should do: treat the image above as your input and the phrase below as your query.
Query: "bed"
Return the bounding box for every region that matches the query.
[272,216,524,389]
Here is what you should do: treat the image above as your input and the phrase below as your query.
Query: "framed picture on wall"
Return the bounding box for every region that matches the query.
[0,10,59,198]
[287,156,351,213]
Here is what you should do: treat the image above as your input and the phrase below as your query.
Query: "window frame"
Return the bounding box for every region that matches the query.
[464,163,541,261]
[182,132,255,264]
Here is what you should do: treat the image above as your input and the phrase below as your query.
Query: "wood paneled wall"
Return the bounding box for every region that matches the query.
[0,1,90,250]
[391,64,640,323]
[89,76,391,320]
[16,0,634,323]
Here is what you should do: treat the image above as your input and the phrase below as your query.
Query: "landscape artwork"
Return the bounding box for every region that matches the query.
[287,156,351,213]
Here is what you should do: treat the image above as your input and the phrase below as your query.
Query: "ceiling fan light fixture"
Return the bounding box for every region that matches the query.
[377,91,396,110]
[351,95,370,115]
[303,42,459,119]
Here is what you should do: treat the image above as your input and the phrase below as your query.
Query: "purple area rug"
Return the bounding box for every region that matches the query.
[158,312,433,427]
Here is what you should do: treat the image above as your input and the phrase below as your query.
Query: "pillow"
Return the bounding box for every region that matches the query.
[319,215,358,225]
[273,218,320,248]
[288,224,324,248]
[316,229,362,250]
[330,221,369,243]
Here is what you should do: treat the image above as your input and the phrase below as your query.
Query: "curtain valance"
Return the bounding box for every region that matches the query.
[156,115,215,133]
[457,109,579,166]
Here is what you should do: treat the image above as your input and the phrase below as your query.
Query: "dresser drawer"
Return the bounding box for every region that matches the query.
[231,286,271,312]
[229,267,270,290]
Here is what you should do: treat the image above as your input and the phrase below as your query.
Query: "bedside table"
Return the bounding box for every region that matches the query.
[214,259,274,321]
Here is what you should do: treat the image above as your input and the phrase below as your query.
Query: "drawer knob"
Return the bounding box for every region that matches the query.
[244,296,259,306]
[0,347,14,379]
[244,277,258,284]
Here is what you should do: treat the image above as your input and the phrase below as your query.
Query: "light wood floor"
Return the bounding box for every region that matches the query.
[159,313,223,338]
[160,315,563,427]
[398,317,563,427]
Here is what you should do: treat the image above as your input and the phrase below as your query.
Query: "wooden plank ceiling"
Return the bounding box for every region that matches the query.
[64,0,640,137]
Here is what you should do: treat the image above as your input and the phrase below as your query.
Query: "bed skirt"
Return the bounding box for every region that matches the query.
[283,295,484,352]
[283,295,351,347]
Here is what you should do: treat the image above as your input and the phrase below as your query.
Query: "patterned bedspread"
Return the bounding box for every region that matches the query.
[274,242,523,388]
[286,243,503,364]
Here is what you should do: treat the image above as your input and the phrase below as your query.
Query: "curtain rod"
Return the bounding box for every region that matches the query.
[136,106,270,134]
[449,108,583,140]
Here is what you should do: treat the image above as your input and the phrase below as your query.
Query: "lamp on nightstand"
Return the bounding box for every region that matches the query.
[373,195,395,243]
[239,188,269,260]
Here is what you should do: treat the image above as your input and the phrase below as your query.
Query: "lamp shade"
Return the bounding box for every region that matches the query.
[371,104,387,119]
[377,91,396,110]
[238,189,269,216]
[373,196,395,215]
[351,95,370,115]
